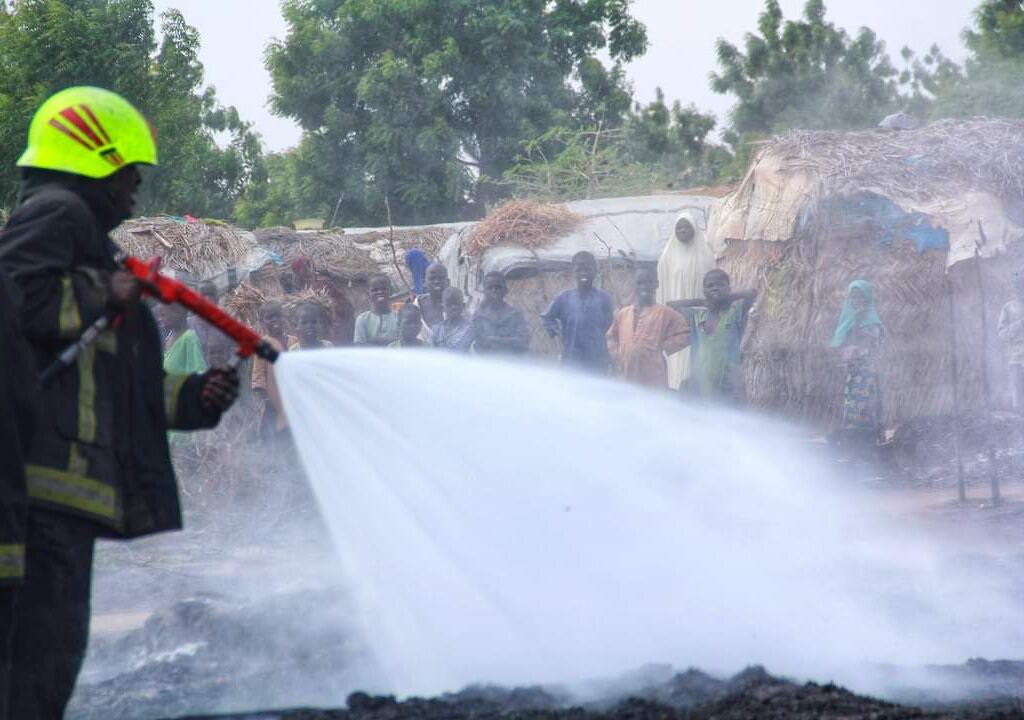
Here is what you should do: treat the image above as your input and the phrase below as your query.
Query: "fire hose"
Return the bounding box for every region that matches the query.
[39,255,279,386]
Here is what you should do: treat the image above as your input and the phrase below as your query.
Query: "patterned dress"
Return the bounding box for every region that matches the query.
[840,324,883,434]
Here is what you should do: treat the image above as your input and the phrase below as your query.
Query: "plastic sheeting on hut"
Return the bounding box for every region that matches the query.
[708,120,1024,426]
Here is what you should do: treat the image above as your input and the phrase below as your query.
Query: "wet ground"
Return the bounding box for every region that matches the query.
[67,417,1024,720]
[168,663,1024,720]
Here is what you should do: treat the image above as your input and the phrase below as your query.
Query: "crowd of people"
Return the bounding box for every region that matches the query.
[153,245,912,458]
[156,247,908,457]
[180,250,765,449]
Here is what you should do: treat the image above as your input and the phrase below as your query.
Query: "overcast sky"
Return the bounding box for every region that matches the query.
[151,0,976,152]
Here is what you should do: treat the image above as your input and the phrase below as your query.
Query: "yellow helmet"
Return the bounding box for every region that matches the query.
[17,86,158,179]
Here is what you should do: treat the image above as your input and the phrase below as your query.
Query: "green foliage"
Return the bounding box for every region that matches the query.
[710,0,903,135]
[0,0,262,217]
[501,126,663,201]
[259,0,647,226]
[965,0,1024,59]
[926,0,1024,119]
[501,89,731,202]
[624,88,729,185]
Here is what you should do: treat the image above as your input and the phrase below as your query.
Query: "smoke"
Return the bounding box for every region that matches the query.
[275,349,1023,699]
[69,413,383,719]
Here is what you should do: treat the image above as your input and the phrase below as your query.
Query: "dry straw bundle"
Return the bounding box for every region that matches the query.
[466,200,582,256]
[113,217,255,278]
[224,281,334,331]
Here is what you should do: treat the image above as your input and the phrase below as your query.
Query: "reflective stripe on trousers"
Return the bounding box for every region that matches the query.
[0,545,24,580]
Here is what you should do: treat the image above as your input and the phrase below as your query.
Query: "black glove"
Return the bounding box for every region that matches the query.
[200,367,240,412]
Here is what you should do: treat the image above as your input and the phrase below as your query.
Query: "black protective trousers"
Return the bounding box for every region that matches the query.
[0,510,95,720]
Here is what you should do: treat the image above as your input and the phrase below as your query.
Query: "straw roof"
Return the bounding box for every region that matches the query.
[255,224,458,288]
[711,119,1024,267]
[772,119,1024,202]
[112,217,259,279]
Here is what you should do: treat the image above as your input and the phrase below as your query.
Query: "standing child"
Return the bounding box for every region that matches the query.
[354,274,400,346]
[290,303,334,350]
[473,271,530,355]
[668,269,756,404]
[830,280,885,445]
[541,251,614,373]
[429,287,475,352]
[607,268,690,388]
[997,272,1024,411]
[252,301,292,437]
[162,303,207,375]
[416,262,450,329]
[391,304,426,348]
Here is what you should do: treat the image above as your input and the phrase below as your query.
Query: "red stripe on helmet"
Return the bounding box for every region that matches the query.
[48,118,96,151]
[79,104,112,144]
[59,107,104,148]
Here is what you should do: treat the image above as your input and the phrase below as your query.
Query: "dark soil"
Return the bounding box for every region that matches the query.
[68,592,377,720]
[164,664,1024,720]
[889,412,1024,489]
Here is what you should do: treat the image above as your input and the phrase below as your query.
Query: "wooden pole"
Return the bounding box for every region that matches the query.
[383,194,414,300]
[946,274,966,503]
[973,242,1002,506]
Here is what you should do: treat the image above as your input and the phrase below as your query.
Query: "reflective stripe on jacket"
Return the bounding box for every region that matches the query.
[0,178,223,538]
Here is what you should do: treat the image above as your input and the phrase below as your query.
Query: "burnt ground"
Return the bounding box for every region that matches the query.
[68,414,1024,720]
[167,664,1024,720]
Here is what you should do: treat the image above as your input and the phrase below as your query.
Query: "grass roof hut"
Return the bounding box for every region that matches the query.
[226,222,466,339]
[709,119,1024,427]
[112,216,268,289]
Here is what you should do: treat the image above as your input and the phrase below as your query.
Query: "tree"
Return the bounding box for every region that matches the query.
[0,0,262,217]
[500,89,730,202]
[262,0,647,226]
[710,0,902,135]
[965,0,1024,59]
[625,88,728,185]
[927,0,1024,119]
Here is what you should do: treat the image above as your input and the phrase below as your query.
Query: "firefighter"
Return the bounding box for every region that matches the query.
[0,86,239,719]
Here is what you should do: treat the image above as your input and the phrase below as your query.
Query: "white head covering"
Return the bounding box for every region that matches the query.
[657,211,716,388]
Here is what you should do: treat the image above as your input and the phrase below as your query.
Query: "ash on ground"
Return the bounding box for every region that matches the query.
[168,663,1024,720]
[66,417,1024,720]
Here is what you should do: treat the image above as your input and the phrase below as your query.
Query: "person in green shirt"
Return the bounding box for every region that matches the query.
[668,269,757,405]
[354,274,400,346]
[161,303,209,447]
[162,303,207,375]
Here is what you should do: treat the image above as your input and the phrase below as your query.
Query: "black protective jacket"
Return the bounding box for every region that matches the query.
[0,172,222,538]
[0,269,36,584]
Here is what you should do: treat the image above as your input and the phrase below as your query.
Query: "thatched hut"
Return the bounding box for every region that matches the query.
[111,216,271,290]
[227,222,467,342]
[708,119,1024,427]
[440,194,720,357]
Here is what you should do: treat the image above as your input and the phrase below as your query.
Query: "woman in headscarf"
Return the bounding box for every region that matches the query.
[657,210,715,389]
[830,280,885,445]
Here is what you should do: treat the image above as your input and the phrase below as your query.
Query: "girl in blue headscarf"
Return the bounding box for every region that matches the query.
[831,280,885,442]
